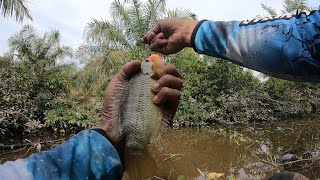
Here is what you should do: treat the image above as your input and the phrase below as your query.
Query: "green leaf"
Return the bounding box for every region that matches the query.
[177,175,185,180]
[164,154,183,163]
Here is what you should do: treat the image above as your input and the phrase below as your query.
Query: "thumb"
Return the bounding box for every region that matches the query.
[118,60,141,80]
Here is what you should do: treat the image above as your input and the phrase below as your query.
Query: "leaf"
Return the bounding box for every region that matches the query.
[177,175,185,180]
[206,172,224,179]
[228,175,237,180]
[164,154,183,163]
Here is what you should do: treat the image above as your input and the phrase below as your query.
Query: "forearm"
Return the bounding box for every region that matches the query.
[192,9,320,82]
[0,130,124,180]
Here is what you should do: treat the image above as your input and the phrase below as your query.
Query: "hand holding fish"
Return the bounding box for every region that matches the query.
[95,59,183,164]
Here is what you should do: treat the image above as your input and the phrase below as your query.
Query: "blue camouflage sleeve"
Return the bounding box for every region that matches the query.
[0,130,124,180]
[192,8,320,82]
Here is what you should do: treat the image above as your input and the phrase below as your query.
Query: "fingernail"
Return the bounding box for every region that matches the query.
[153,83,160,90]
[153,95,159,103]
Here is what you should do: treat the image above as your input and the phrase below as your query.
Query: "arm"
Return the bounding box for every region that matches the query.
[0,130,124,180]
[142,9,320,82]
[192,9,320,82]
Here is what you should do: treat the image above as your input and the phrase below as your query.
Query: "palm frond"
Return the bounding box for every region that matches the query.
[143,0,167,29]
[166,8,197,19]
[0,0,33,22]
[127,0,145,35]
[84,19,131,50]
[261,3,278,16]
[110,0,131,30]
[282,0,311,13]
[8,25,72,67]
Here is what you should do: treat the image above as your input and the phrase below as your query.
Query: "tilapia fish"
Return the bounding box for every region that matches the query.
[111,54,167,179]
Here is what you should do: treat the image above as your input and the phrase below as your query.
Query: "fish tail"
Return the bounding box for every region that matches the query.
[124,149,157,180]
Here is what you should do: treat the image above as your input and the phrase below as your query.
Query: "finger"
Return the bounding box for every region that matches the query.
[150,32,165,44]
[153,87,181,106]
[141,24,161,44]
[152,22,162,35]
[119,60,141,80]
[152,74,183,93]
[164,64,182,79]
[150,39,168,52]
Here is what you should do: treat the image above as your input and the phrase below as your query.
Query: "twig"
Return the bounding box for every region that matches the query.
[258,157,320,167]
[0,137,68,150]
[258,158,279,168]
[281,157,320,166]
[153,176,166,180]
[160,153,208,180]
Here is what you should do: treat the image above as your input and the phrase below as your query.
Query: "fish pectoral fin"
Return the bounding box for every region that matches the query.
[124,149,157,180]
[161,111,173,127]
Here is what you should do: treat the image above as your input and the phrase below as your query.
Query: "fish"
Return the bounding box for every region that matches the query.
[110,54,168,179]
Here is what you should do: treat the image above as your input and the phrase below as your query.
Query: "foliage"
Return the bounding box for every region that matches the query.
[78,0,196,64]
[0,27,96,134]
[262,0,312,16]
[167,49,318,126]
[0,0,32,22]
[73,50,126,96]
[170,49,261,125]
[281,0,311,13]
[9,25,73,66]
[44,104,100,129]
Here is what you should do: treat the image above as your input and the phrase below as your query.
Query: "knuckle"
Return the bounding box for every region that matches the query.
[154,38,161,44]
[161,87,171,95]
[166,64,176,70]
[160,74,171,82]
[175,90,181,98]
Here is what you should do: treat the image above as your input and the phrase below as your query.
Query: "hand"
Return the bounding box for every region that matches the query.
[95,61,183,157]
[152,63,183,119]
[141,18,198,55]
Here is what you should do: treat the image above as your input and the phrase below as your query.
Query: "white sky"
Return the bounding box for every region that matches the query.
[0,0,318,54]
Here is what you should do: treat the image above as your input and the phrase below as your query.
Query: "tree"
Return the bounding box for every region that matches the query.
[261,0,312,16]
[0,26,100,134]
[74,0,197,97]
[0,0,32,22]
[8,25,72,71]
[79,0,196,60]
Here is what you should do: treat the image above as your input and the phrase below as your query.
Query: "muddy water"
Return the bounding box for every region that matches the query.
[150,117,320,179]
[1,117,319,179]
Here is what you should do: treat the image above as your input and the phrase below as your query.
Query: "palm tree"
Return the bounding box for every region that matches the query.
[74,0,197,95]
[8,25,72,71]
[261,0,312,16]
[0,0,32,22]
[78,0,197,60]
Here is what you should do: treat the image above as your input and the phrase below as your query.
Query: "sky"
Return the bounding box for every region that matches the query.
[0,0,318,55]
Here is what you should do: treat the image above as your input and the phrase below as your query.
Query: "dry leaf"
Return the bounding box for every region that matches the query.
[206,172,224,179]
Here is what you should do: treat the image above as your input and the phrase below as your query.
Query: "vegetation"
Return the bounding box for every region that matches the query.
[261,0,312,16]
[0,0,32,22]
[0,26,99,135]
[1,0,319,135]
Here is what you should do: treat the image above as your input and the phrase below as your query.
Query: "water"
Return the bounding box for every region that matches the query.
[151,117,320,179]
[1,117,319,179]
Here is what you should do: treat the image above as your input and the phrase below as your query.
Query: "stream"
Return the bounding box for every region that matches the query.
[1,116,319,179]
